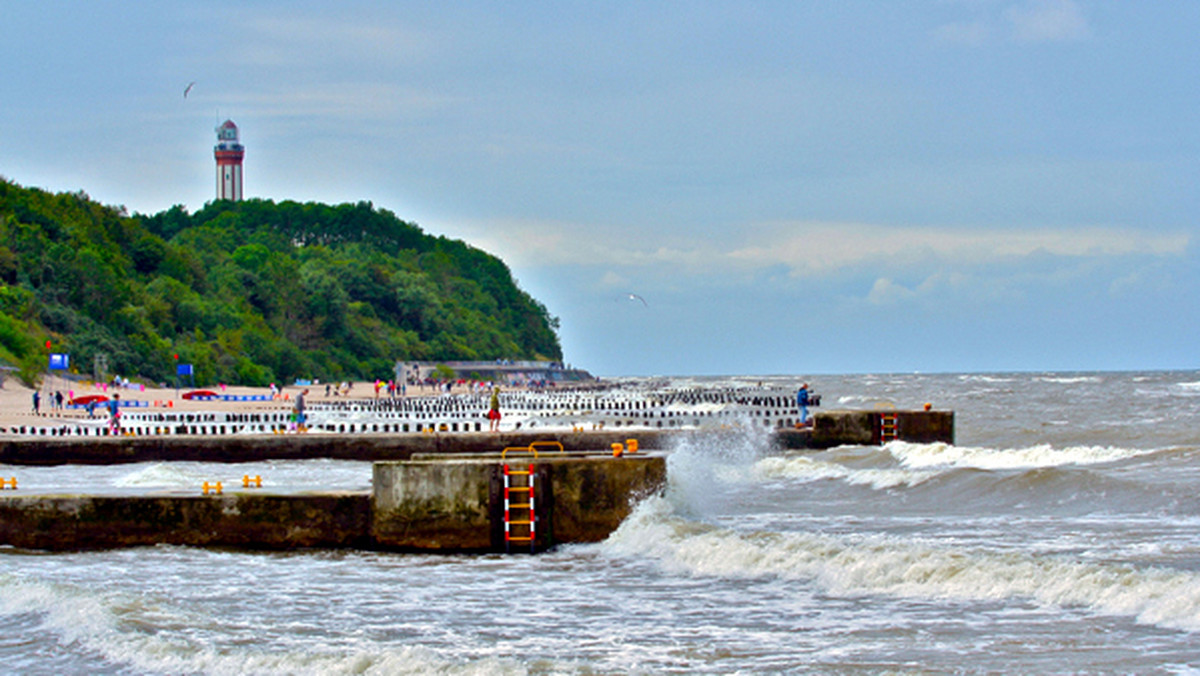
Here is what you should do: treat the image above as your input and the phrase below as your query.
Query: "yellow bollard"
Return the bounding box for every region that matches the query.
[611,442,624,457]
[626,439,638,454]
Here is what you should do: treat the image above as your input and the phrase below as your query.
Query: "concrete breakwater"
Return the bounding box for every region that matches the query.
[0,409,950,553]
[0,451,666,553]
[0,410,953,466]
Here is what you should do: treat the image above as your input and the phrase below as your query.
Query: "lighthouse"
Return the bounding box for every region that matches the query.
[214,119,244,201]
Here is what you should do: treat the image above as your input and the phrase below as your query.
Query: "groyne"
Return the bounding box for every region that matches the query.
[0,409,953,466]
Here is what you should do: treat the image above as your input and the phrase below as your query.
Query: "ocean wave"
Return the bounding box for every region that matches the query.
[885,441,1156,471]
[1174,382,1200,397]
[603,497,1200,633]
[0,573,524,675]
[113,463,214,489]
[835,395,900,408]
[1033,375,1103,384]
[958,375,1016,383]
[752,455,935,489]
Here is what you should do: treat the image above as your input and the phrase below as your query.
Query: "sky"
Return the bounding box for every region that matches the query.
[1,1,1197,377]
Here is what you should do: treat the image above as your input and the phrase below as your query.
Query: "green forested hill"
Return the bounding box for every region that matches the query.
[0,178,561,386]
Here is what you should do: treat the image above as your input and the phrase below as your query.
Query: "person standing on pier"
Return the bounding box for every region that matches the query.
[796,383,811,427]
[107,393,121,434]
[295,389,308,433]
[488,387,502,432]
[32,390,41,416]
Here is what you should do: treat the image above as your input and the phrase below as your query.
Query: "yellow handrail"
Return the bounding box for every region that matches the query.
[502,445,538,460]
[529,440,565,454]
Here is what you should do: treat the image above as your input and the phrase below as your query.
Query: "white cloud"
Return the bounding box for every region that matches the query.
[1005,0,1090,43]
[599,270,630,288]
[935,0,1090,47]
[225,82,454,122]
[235,13,433,68]
[454,218,1190,286]
[866,277,916,305]
[726,223,1188,276]
[933,21,990,47]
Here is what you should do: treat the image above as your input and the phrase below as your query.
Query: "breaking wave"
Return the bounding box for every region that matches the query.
[602,496,1200,633]
[885,441,1158,471]
[0,571,524,675]
[114,462,213,489]
[751,454,935,489]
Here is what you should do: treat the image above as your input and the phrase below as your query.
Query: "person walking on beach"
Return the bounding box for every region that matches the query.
[55,390,64,411]
[108,393,121,434]
[32,390,41,416]
[488,387,502,432]
[295,389,308,433]
[796,383,811,427]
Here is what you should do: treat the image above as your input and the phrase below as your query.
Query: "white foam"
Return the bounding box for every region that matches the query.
[663,427,772,514]
[752,455,935,489]
[958,374,1016,383]
[1034,375,1102,384]
[886,441,1155,471]
[602,497,1200,633]
[0,572,524,675]
[836,394,878,406]
[114,463,211,488]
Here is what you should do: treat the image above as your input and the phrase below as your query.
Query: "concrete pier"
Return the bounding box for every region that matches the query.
[810,409,954,446]
[0,409,953,466]
[373,452,666,552]
[0,429,680,466]
[0,492,373,550]
[0,450,667,553]
[0,409,951,553]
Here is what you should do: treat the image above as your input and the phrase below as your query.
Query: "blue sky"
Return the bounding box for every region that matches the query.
[2,1,1197,376]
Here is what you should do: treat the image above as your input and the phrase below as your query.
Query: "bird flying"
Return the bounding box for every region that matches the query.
[184,81,196,98]
[626,293,648,307]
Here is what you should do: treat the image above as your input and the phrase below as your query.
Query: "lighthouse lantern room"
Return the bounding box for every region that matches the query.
[214,120,245,201]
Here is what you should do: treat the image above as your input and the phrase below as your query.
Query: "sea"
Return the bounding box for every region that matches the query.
[3,370,1200,674]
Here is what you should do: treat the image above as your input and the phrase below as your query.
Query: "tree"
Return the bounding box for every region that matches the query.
[0,179,563,386]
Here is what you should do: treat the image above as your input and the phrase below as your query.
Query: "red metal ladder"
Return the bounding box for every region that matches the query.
[503,462,536,553]
[499,442,562,554]
[879,413,899,444]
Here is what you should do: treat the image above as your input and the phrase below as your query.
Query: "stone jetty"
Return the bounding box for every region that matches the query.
[0,395,953,553]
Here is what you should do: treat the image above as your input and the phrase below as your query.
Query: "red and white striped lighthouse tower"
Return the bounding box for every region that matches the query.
[214,119,245,201]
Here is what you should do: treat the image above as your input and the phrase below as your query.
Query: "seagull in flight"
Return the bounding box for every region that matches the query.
[626,293,648,307]
[183,81,196,98]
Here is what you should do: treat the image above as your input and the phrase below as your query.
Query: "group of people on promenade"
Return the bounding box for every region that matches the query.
[30,390,67,415]
[15,377,813,436]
